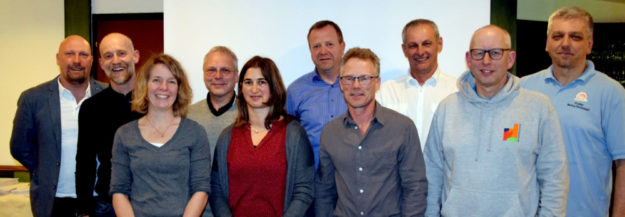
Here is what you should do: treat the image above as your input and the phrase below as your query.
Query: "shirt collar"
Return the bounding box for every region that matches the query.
[405,66,442,87]
[312,68,341,85]
[545,60,596,86]
[57,77,91,100]
[342,101,386,128]
[206,92,236,116]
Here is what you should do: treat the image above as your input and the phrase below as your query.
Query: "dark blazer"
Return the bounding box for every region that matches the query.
[10,76,105,217]
[210,120,315,217]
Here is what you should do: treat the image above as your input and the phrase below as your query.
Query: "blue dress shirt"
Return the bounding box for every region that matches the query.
[286,69,347,169]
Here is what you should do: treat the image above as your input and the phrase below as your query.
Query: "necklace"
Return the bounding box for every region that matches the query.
[146,117,174,137]
[250,124,272,134]
[251,126,262,134]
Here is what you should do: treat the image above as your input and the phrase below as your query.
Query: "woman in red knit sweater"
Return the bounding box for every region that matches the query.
[210,56,314,217]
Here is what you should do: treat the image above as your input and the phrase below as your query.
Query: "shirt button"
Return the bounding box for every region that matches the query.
[358,146,362,150]
[359,189,364,194]
[330,115,334,118]
[359,167,363,172]
[354,126,358,130]
[360,211,364,215]
[56,162,60,167]
[330,99,334,102]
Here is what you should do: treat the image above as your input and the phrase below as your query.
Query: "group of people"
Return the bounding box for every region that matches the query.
[9,5,624,217]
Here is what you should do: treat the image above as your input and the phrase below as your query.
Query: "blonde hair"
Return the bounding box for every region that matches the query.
[132,54,193,117]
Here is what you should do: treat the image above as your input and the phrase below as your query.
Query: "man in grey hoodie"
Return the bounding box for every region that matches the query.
[424,25,569,217]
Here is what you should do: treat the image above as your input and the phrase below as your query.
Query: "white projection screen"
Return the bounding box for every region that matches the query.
[164,0,491,103]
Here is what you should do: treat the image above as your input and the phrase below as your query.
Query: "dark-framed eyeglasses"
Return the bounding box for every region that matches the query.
[469,48,511,60]
[340,75,379,85]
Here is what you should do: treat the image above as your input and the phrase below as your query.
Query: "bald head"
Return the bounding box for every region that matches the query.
[470,25,511,49]
[98,33,139,92]
[100,33,135,55]
[58,35,91,54]
[56,35,93,85]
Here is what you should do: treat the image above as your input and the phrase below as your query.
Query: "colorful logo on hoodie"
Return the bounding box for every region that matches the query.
[503,123,519,142]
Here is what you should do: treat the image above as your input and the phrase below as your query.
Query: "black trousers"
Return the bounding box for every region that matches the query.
[51,197,78,217]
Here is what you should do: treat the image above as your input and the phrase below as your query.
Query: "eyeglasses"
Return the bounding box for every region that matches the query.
[205,67,234,76]
[340,75,379,85]
[469,48,511,60]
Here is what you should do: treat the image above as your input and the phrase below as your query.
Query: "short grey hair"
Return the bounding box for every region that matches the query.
[204,46,239,72]
[402,19,440,44]
[548,6,594,37]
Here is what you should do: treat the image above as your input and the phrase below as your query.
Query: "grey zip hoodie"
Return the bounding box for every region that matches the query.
[424,70,569,217]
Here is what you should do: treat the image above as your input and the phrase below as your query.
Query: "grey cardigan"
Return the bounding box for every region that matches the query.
[209,120,314,217]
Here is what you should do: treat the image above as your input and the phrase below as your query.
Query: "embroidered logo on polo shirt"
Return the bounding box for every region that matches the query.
[567,91,590,111]
[503,123,519,142]
[574,91,587,102]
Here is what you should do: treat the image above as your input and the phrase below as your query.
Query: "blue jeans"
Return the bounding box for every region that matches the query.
[94,198,116,217]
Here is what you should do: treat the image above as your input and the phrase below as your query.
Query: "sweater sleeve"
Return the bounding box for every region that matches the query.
[210,126,234,217]
[188,121,212,194]
[536,102,569,217]
[283,122,314,217]
[424,110,445,217]
[109,126,133,197]
[75,101,98,215]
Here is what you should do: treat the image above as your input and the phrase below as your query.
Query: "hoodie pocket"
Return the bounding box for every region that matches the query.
[441,187,525,217]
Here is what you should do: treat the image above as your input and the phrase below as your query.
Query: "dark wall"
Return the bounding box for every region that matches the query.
[516,20,625,83]
[516,20,551,77]
[93,13,164,82]
[491,0,517,74]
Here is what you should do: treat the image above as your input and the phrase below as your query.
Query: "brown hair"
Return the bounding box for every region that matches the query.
[234,56,290,129]
[307,20,344,44]
[131,53,193,117]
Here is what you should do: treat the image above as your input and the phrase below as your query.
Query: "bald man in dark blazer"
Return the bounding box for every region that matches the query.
[10,35,105,217]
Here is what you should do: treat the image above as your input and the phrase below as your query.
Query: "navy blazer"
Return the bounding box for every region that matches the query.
[10,76,105,217]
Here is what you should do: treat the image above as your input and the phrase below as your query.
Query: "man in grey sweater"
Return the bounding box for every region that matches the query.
[424,25,569,217]
[188,46,239,161]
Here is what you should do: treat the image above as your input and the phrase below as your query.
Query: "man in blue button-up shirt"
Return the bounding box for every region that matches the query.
[287,20,348,169]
